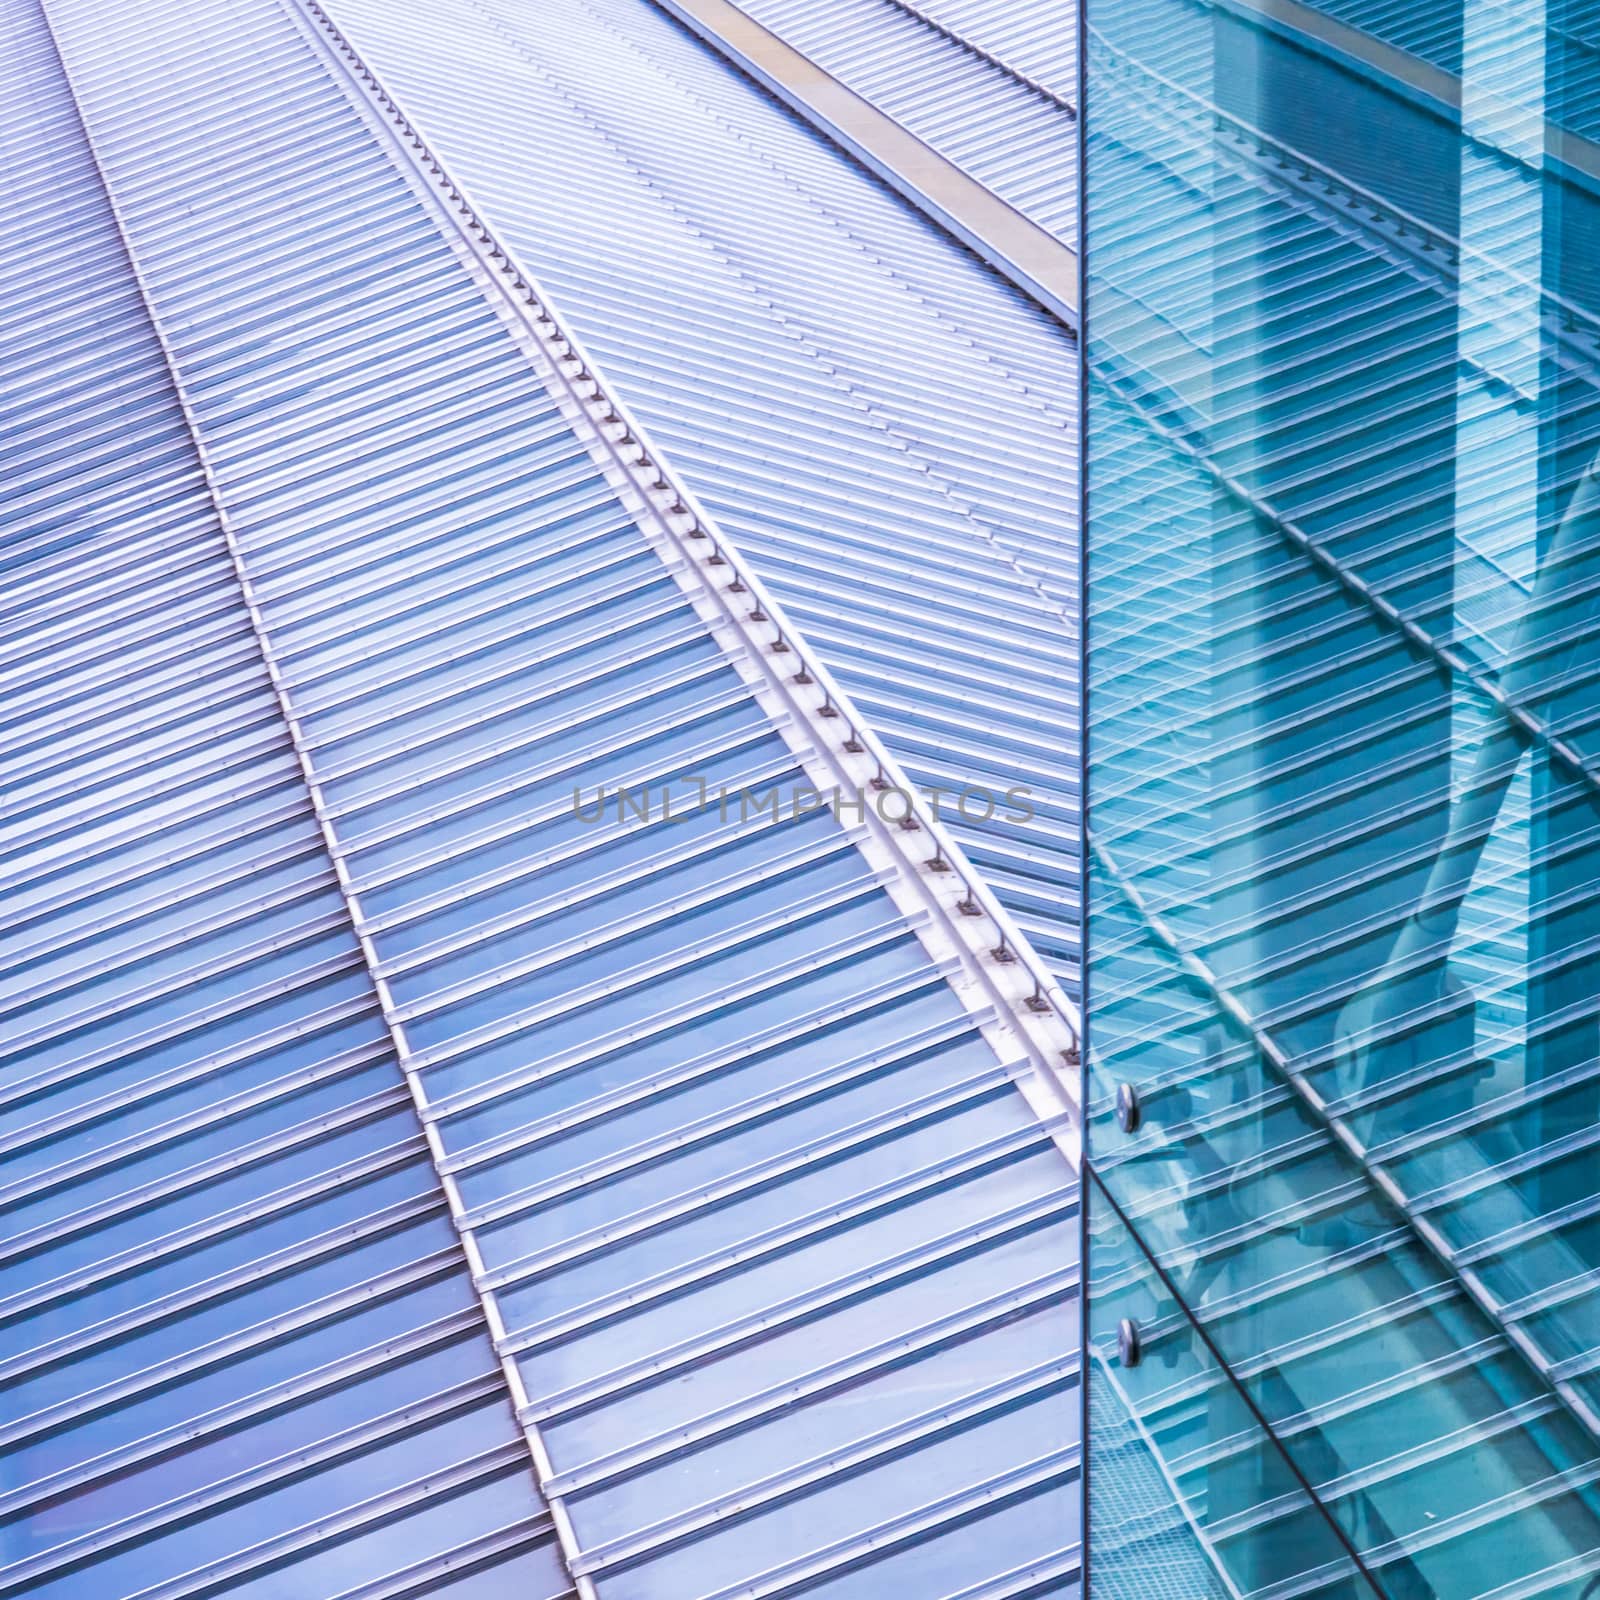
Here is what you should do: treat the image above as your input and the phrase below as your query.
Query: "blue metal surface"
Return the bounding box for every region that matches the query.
[317,0,1086,999]
[0,2,565,1596]
[4,0,1086,1591]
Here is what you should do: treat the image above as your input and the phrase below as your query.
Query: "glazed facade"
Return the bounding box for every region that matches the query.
[1083,0,1600,1593]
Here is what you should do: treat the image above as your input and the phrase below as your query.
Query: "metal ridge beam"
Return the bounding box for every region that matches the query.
[645,0,1080,328]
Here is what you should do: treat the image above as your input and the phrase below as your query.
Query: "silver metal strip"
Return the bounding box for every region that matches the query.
[376,802,813,986]
[575,1353,1079,1575]
[387,831,863,1025]
[545,1261,1079,1497]
[1,1371,506,1586]
[0,1189,443,1385]
[322,1518,569,1600]
[642,0,1077,331]
[0,1243,464,1457]
[404,892,914,1080]
[698,1447,1081,1599]
[496,1127,1066,1344]
[0,1305,484,1523]
[367,745,800,942]
[457,1011,996,1224]
[0,1038,389,1213]
[469,1058,1022,1247]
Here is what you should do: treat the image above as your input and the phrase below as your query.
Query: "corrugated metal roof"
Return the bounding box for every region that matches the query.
[727,0,1077,240]
[6,0,1086,1592]
[316,0,1086,998]
[899,0,1076,102]
[0,2,567,1596]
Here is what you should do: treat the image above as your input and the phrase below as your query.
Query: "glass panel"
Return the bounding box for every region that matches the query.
[1087,1186,1376,1598]
[1084,0,1600,1590]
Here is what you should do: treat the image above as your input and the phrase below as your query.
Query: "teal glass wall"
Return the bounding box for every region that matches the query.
[1082,0,1600,1592]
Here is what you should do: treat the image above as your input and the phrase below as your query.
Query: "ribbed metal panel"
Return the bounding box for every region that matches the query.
[729,0,1077,240]
[0,1,566,1596]
[315,0,1085,998]
[19,0,1086,1594]
[897,0,1076,102]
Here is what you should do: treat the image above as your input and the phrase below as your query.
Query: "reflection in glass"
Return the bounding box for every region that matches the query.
[1087,1183,1380,1597]
[1084,0,1600,1590]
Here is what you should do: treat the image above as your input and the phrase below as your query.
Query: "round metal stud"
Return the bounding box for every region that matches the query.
[1115,1081,1142,1135]
[1117,1318,1143,1369]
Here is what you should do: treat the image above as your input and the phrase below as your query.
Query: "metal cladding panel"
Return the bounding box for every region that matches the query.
[891,0,1076,102]
[731,0,1078,241]
[318,0,1085,994]
[29,0,1085,1594]
[0,2,565,1598]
